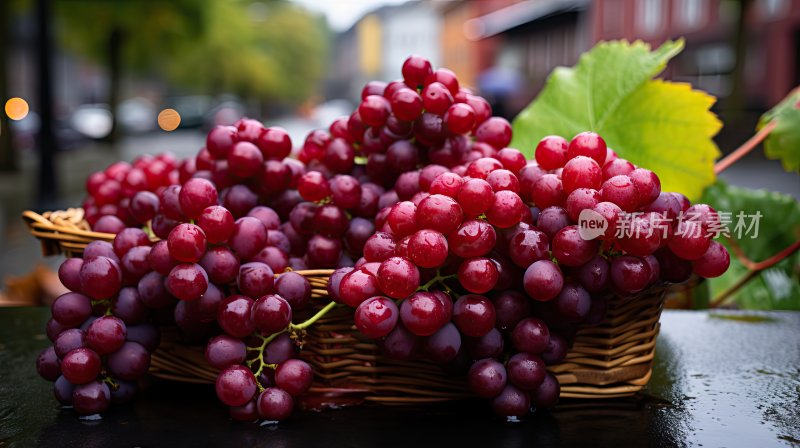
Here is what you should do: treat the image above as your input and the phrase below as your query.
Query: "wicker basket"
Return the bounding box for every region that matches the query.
[24,209,670,404]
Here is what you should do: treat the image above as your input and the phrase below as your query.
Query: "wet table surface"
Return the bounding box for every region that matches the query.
[0,307,798,448]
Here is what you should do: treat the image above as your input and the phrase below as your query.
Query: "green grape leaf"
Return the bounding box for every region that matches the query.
[700,181,800,310]
[512,39,722,200]
[758,87,800,172]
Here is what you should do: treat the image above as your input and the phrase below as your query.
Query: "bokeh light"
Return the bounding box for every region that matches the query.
[5,97,29,120]
[157,108,181,131]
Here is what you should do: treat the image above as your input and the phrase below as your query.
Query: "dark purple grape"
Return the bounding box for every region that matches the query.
[58,258,84,293]
[512,318,550,354]
[424,322,461,363]
[531,373,560,409]
[72,380,111,415]
[107,341,150,381]
[51,292,92,327]
[205,335,247,369]
[54,328,86,359]
[60,347,101,384]
[257,387,294,421]
[275,359,313,396]
[36,346,61,381]
[468,358,506,398]
[216,365,257,407]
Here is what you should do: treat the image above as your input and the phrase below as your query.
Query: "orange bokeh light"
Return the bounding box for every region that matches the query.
[157,108,181,131]
[5,97,29,120]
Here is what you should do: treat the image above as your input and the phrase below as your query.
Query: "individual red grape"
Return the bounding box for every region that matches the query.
[531,174,566,209]
[51,292,92,327]
[166,263,208,301]
[507,352,546,391]
[237,262,275,298]
[205,335,247,370]
[355,296,399,338]
[535,136,569,170]
[523,260,563,302]
[485,190,524,229]
[602,158,635,180]
[359,95,391,127]
[448,219,496,258]
[54,328,86,359]
[508,229,549,268]
[474,117,512,149]
[552,225,598,266]
[457,257,499,294]
[257,387,294,421]
[692,241,730,278]
[86,316,127,355]
[468,358,507,398]
[306,235,342,268]
[200,246,239,285]
[167,223,206,263]
[112,227,150,258]
[363,232,396,262]
[443,103,475,134]
[457,178,494,217]
[416,194,463,234]
[218,295,256,338]
[338,267,381,308]
[668,221,712,260]
[629,168,661,206]
[562,156,602,195]
[400,292,448,336]
[275,359,313,396]
[60,347,101,385]
[511,317,550,354]
[256,127,292,160]
[178,178,218,219]
[567,132,607,165]
[229,217,268,260]
[216,365,257,407]
[553,282,591,322]
[453,295,496,337]
[79,256,122,300]
[408,229,449,268]
[198,205,234,244]
[610,255,652,294]
[252,294,292,335]
[491,384,530,418]
[402,55,432,87]
[377,257,420,299]
[228,141,264,178]
[72,381,111,415]
[531,373,560,409]
[424,322,461,363]
[565,188,601,222]
[575,255,610,293]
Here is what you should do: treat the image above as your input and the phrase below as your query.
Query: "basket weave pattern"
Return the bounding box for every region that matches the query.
[24,209,667,403]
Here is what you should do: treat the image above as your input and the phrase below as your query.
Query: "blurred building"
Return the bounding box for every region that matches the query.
[329,1,441,101]
[331,0,798,116]
[594,0,799,108]
[459,0,799,111]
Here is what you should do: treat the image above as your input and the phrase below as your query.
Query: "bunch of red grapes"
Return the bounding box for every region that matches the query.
[37,55,730,423]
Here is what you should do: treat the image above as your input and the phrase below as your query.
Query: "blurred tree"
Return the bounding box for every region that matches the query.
[0,0,16,172]
[55,0,328,140]
[166,1,329,107]
[54,0,206,144]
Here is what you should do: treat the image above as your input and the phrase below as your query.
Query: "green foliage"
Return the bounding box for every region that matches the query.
[511,39,722,200]
[700,182,800,310]
[758,88,800,172]
[54,0,328,104]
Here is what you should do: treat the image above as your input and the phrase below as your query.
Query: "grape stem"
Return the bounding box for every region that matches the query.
[713,120,776,175]
[246,300,339,390]
[418,271,458,292]
[710,238,800,307]
[102,376,119,390]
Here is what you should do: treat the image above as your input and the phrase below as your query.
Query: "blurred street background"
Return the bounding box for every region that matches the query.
[0,0,798,295]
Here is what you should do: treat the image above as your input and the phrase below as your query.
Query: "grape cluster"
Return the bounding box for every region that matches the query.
[37,55,730,423]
